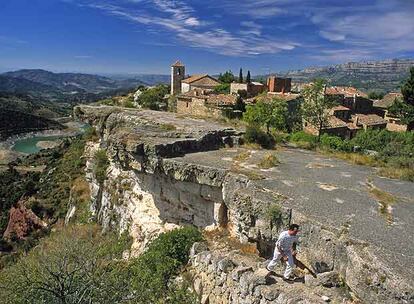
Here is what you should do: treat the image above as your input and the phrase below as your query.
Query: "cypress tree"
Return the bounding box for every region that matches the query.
[246,70,251,83]
[401,67,414,106]
[239,68,243,83]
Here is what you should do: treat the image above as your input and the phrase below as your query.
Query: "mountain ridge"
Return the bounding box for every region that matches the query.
[277,58,414,92]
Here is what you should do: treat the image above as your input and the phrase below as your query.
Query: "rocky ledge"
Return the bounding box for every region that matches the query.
[74,105,414,303]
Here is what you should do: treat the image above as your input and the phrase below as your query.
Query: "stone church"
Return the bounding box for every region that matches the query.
[170,60,220,95]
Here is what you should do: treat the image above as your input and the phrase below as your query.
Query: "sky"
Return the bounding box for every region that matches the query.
[0,0,413,75]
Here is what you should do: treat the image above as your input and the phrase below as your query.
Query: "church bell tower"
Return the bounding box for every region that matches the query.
[171,60,185,95]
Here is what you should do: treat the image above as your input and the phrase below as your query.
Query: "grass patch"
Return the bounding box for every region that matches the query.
[159,123,177,131]
[367,183,397,224]
[233,151,251,162]
[230,164,265,180]
[93,150,109,185]
[258,153,280,169]
[322,150,380,167]
[377,167,414,182]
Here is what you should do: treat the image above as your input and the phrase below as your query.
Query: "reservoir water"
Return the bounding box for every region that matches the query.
[12,135,64,154]
[11,123,89,154]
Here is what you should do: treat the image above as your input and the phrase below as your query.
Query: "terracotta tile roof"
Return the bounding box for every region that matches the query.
[172,60,184,67]
[182,74,209,84]
[373,92,403,108]
[325,86,368,98]
[353,114,387,126]
[206,94,237,106]
[326,116,348,128]
[264,92,301,102]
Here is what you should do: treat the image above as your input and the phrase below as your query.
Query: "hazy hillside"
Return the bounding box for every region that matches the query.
[277,58,414,92]
[0,69,147,102]
[3,69,120,93]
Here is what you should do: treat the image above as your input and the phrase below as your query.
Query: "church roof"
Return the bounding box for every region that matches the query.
[182,74,210,84]
[172,60,184,67]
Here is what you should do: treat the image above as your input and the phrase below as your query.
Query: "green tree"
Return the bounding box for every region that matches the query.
[0,225,130,304]
[388,68,414,127]
[214,83,230,94]
[243,99,289,133]
[246,70,251,83]
[239,68,243,83]
[218,71,235,83]
[401,67,414,106]
[136,84,169,110]
[368,91,385,100]
[301,79,336,141]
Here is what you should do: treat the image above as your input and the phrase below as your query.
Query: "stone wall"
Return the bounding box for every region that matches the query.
[177,98,223,118]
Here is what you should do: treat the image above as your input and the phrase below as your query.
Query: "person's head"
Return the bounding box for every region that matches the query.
[288,224,300,236]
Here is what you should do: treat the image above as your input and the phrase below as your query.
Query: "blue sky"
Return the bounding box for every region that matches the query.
[0,0,413,75]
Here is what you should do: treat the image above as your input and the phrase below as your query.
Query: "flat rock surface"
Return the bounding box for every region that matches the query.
[170,146,414,282]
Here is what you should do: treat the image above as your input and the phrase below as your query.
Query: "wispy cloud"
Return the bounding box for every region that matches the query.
[0,35,28,45]
[311,0,414,54]
[73,0,298,56]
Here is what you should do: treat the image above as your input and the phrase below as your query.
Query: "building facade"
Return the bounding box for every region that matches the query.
[171,60,185,95]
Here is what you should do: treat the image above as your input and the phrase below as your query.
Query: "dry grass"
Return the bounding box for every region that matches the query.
[367,183,397,224]
[258,153,280,169]
[72,177,91,203]
[230,164,265,180]
[232,151,251,162]
[322,150,380,167]
[294,141,316,150]
[159,123,177,131]
[203,228,259,256]
[377,167,414,182]
[242,143,262,150]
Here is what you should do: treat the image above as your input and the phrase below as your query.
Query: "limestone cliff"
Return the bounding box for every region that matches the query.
[74,105,414,303]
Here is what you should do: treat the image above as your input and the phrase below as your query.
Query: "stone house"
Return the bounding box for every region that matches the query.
[176,89,238,119]
[170,60,220,95]
[325,86,373,114]
[267,76,292,93]
[181,74,221,93]
[373,92,410,132]
[230,82,266,97]
[303,86,388,139]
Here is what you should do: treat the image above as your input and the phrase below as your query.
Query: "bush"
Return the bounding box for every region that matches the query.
[320,135,353,152]
[289,131,318,149]
[0,225,131,304]
[244,125,275,149]
[93,150,109,184]
[290,131,317,144]
[128,226,202,303]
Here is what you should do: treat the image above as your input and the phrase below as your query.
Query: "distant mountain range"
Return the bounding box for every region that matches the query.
[277,58,414,92]
[0,69,148,103]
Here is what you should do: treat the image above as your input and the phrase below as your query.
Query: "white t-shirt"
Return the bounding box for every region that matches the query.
[276,231,298,252]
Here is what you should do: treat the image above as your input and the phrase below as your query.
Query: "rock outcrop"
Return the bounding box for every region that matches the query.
[3,201,47,240]
[74,105,414,303]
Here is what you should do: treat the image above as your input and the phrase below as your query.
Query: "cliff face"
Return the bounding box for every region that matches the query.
[282,58,414,92]
[74,105,414,303]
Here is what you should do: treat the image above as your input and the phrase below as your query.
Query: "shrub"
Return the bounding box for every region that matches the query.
[244,125,275,149]
[258,153,280,169]
[128,226,202,303]
[320,134,344,150]
[289,131,317,149]
[290,131,317,143]
[263,203,283,229]
[0,225,131,304]
[93,150,109,184]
